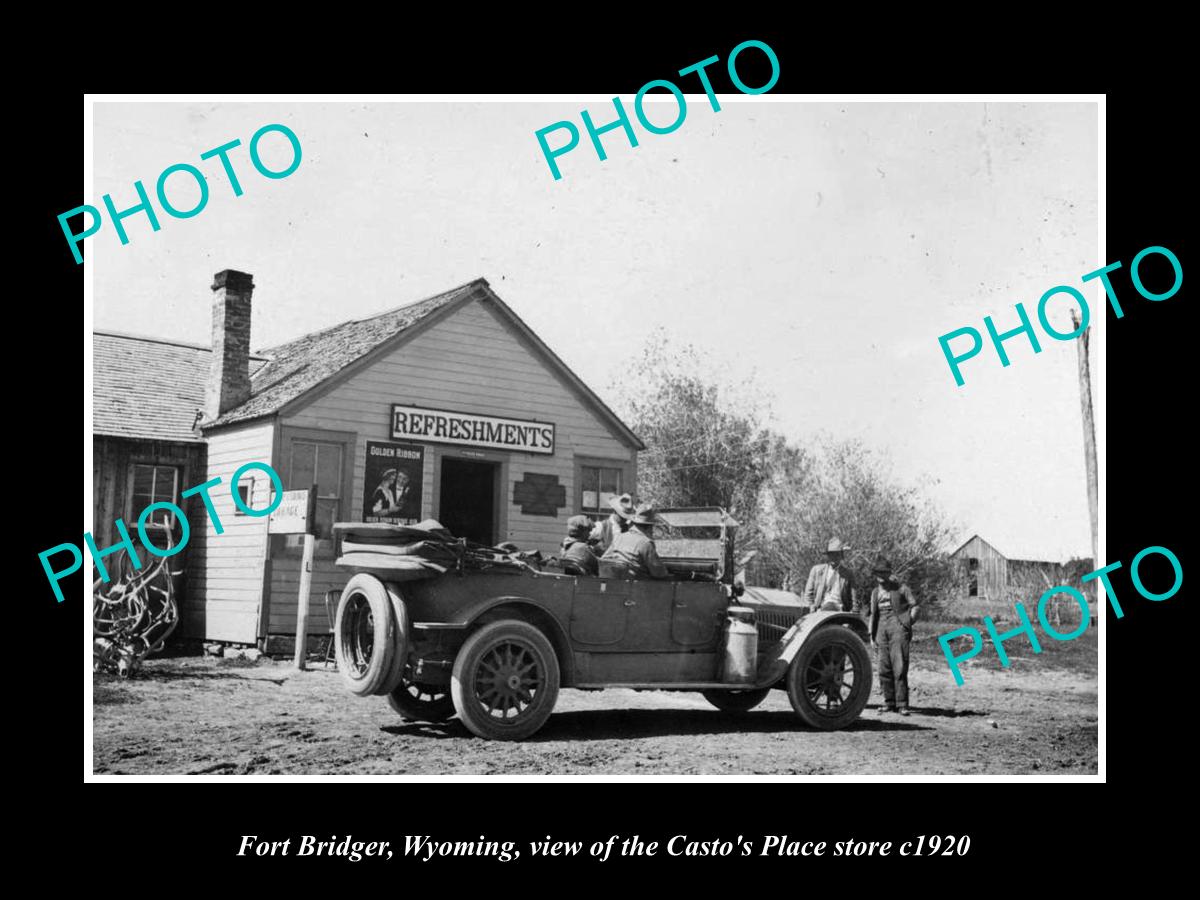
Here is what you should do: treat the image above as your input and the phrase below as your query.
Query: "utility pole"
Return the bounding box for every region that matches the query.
[1071,309,1098,569]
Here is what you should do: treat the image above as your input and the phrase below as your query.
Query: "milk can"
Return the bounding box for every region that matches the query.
[721,606,759,684]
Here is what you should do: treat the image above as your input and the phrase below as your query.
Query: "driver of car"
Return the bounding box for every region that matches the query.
[590,492,634,553]
[600,504,671,579]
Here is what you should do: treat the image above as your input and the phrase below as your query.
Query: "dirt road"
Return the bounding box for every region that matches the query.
[92,629,1097,776]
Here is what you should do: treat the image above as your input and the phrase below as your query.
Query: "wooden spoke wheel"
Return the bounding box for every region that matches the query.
[451,620,560,741]
[387,674,456,722]
[786,626,872,730]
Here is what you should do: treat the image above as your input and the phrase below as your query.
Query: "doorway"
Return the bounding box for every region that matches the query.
[439,458,498,545]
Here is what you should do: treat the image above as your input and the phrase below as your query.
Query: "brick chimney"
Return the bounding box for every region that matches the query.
[206,269,254,420]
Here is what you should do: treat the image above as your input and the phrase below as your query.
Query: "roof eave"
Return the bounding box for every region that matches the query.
[476,285,646,451]
[269,285,485,422]
[199,409,278,434]
[93,430,208,445]
[196,279,645,454]
[204,280,487,428]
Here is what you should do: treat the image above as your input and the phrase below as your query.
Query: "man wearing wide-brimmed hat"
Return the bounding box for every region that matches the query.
[590,492,635,554]
[801,537,857,614]
[868,556,920,716]
[600,503,671,579]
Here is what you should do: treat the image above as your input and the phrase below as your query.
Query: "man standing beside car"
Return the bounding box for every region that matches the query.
[802,537,857,613]
[868,556,920,716]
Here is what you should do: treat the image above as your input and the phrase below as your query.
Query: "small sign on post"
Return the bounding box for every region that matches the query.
[269,486,318,670]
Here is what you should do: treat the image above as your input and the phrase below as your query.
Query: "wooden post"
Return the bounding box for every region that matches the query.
[1072,310,1099,568]
[293,486,318,671]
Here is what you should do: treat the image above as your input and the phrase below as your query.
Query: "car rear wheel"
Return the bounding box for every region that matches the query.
[334,574,408,697]
[786,625,872,730]
[387,674,456,722]
[451,620,560,741]
[701,688,771,712]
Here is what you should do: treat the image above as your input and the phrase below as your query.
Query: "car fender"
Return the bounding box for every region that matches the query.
[435,593,575,685]
[440,593,549,627]
[757,610,870,686]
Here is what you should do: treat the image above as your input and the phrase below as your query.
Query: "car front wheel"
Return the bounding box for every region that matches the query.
[451,620,560,741]
[786,625,872,730]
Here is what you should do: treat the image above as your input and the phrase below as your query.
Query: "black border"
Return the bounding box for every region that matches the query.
[27,24,1193,885]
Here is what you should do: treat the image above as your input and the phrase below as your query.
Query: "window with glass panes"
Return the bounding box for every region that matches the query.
[130,464,180,526]
[289,440,344,541]
[580,465,622,517]
[234,478,254,514]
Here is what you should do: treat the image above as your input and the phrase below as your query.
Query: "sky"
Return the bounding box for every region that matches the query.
[91,99,1099,561]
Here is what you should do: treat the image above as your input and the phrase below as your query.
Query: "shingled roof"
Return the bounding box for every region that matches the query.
[94,277,643,450]
[205,280,481,429]
[92,332,270,443]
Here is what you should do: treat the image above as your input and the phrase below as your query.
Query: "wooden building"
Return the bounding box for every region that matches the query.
[949,534,1009,601]
[94,270,643,649]
[92,332,244,609]
[949,533,1095,603]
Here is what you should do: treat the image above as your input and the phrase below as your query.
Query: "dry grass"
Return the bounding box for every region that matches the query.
[914,617,1097,680]
[933,588,1092,629]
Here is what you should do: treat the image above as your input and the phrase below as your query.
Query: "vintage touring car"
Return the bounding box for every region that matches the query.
[328,509,872,741]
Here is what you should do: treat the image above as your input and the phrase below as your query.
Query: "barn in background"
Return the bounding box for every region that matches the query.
[950,534,1008,601]
[950,533,1095,604]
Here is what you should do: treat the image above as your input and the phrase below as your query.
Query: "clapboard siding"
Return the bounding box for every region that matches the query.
[265,566,344,634]
[187,419,274,643]
[950,535,1008,601]
[265,296,636,637]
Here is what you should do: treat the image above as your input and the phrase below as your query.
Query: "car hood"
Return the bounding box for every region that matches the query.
[740,585,807,611]
[737,585,811,640]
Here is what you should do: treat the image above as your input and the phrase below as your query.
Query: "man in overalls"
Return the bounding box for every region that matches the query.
[868,556,920,716]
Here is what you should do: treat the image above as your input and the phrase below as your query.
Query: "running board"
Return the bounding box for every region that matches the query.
[572,682,768,690]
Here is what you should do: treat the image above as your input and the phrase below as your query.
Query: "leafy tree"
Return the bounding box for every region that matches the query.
[610,332,792,547]
[611,333,958,606]
[756,437,958,604]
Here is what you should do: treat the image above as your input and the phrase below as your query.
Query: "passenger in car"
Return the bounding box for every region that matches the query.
[600,504,671,579]
[590,493,635,553]
[560,515,599,576]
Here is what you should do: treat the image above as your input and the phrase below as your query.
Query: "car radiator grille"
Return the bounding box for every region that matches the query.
[751,608,803,644]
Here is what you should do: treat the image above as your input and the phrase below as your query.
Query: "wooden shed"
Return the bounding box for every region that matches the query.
[949,534,1009,601]
[92,333,228,611]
